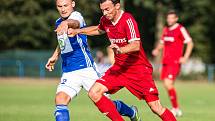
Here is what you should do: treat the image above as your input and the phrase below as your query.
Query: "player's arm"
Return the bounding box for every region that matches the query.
[180,41,194,64]
[45,46,61,71]
[110,40,140,54]
[179,27,194,64]
[55,19,80,35]
[68,25,106,37]
[152,42,164,56]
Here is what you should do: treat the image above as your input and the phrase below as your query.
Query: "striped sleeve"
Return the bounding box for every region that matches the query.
[125,17,140,43]
[180,27,192,43]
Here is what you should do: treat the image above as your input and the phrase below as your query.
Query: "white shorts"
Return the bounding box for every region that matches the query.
[56,67,100,98]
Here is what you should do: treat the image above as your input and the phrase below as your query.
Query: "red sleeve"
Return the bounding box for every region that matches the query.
[179,26,192,43]
[124,15,140,43]
[98,16,105,31]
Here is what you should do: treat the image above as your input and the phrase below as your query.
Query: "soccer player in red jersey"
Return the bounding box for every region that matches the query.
[152,10,194,117]
[69,0,177,121]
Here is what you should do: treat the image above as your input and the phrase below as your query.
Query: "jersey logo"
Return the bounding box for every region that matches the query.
[58,38,66,51]
[164,36,175,42]
[109,38,127,44]
[61,79,67,84]
[149,88,155,92]
[106,28,110,33]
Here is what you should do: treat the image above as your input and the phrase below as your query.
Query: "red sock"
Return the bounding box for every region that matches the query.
[95,96,124,121]
[168,88,179,109]
[160,109,177,121]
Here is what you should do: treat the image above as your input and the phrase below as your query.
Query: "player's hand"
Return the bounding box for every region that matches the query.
[152,49,159,56]
[68,28,79,37]
[109,44,122,54]
[179,57,188,64]
[45,57,58,72]
[55,21,68,35]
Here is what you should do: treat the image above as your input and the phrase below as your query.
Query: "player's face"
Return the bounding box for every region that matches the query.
[166,14,178,27]
[100,0,120,21]
[56,0,75,19]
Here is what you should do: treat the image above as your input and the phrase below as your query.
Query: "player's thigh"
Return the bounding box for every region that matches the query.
[126,74,159,101]
[56,72,82,100]
[95,70,124,94]
[82,67,100,91]
[161,64,180,81]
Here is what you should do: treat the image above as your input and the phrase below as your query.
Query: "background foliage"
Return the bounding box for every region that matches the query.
[0,0,214,63]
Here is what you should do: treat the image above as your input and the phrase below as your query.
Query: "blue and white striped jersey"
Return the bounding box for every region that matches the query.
[55,11,95,72]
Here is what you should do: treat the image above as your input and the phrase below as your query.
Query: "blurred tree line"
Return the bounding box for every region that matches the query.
[0,0,214,63]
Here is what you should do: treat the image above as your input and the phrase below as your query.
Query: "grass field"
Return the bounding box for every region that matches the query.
[0,78,214,121]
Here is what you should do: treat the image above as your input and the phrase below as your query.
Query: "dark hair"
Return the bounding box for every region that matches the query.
[99,0,120,5]
[166,10,178,17]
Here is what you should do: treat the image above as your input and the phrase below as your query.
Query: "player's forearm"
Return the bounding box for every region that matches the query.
[66,19,80,29]
[120,41,140,54]
[155,43,164,51]
[78,26,104,36]
[184,41,194,59]
[52,46,61,59]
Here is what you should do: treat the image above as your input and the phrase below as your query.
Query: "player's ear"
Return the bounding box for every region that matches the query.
[72,0,75,8]
[115,3,120,10]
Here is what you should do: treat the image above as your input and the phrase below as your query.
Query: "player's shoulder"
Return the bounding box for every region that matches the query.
[122,12,135,20]
[68,11,84,19]
[55,17,62,26]
[70,11,83,17]
[177,23,186,30]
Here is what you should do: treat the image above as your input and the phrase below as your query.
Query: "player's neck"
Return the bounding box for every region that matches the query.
[168,23,179,30]
[112,10,123,25]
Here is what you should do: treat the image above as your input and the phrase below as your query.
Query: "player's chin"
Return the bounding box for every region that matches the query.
[61,14,70,19]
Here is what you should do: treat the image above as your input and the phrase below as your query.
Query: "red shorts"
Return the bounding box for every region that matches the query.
[96,64,159,102]
[161,64,181,81]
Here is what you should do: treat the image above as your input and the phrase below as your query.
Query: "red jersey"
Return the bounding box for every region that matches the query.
[98,11,152,74]
[160,23,192,64]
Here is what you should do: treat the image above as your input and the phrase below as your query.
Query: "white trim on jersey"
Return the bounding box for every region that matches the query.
[180,27,192,44]
[112,10,124,26]
[77,36,93,67]
[128,38,140,43]
[126,19,137,40]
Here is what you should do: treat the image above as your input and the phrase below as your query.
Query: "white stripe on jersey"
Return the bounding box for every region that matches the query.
[77,36,92,67]
[180,27,192,43]
[126,19,137,39]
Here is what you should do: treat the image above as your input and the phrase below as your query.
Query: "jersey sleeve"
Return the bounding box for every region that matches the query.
[68,11,86,28]
[124,16,140,43]
[180,26,192,43]
[98,16,105,31]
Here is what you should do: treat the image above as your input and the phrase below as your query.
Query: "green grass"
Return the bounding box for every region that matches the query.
[0,78,215,121]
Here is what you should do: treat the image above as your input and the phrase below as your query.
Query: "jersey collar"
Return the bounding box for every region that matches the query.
[111,10,124,26]
[169,23,179,31]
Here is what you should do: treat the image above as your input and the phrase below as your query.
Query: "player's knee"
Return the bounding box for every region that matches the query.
[164,79,174,90]
[55,92,71,105]
[148,101,165,115]
[88,89,102,102]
